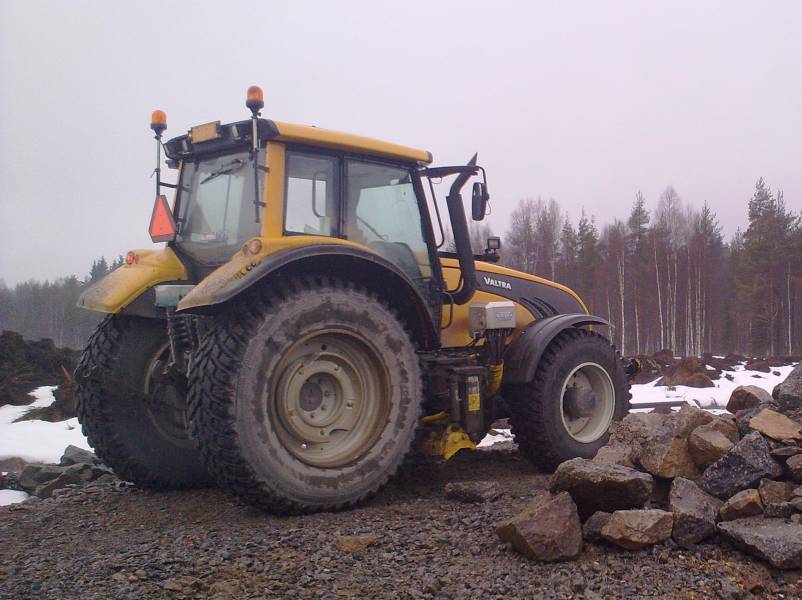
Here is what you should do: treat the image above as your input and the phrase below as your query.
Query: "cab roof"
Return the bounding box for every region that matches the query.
[164,118,432,165]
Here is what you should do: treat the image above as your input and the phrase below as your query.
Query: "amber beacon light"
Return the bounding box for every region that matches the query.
[246,86,264,114]
[150,110,167,135]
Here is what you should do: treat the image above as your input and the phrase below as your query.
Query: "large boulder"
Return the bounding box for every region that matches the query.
[699,432,783,499]
[688,418,739,468]
[748,408,802,442]
[600,510,674,550]
[549,458,654,520]
[718,517,802,569]
[495,491,582,561]
[656,357,716,387]
[727,386,773,414]
[605,412,667,466]
[772,364,802,417]
[668,477,722,547]
[719,489,764,522]
[639,405,714,479]
[745,359,771,373]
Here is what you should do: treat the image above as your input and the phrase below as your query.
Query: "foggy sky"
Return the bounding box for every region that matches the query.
[2,1,801,285]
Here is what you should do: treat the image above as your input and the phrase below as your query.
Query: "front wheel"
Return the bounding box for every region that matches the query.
[188,278,422,514]
[508,328,630,471]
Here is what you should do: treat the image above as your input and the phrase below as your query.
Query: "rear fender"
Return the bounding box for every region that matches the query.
[77,248,188,316]
[176,237,438,349]
[502,314,611,384]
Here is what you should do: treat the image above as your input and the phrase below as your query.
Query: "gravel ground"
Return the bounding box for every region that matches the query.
[1,447,801,600]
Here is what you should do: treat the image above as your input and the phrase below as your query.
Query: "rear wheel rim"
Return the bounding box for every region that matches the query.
[270,329,391,468]
[559,361,615,443]
[143,343,192,447]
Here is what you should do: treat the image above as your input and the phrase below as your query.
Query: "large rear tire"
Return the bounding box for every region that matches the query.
[75,315,212,488]
[188,278,422,514]
[508,328,630,471]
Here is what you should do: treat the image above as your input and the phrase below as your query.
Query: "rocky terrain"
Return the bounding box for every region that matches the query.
[1,356,801,599]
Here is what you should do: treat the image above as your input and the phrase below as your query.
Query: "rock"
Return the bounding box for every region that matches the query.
[582,511,612,544]
[758,479,793,505]
[773,364,802,415]
[495,491,582,561]
[748,409,802,441]
[688,421,737,468]
[668,477,722,547]
[790,497,802,511]
[549,458,654,520]
[785,454,802,482]
[656,357,717,387]
[444,481,501,503]
[719,489,764,521]
[699,432,783,499]
[59,445,99,466]
[745,359,771,373]
[33,463,111,498]
[0,457,27,473]
[606,412,667,466]
[592,444,636,468]
[639,405,713,479]
[734,404,772,437]
[770,446,801,461]
[600,509,674,550]
[718,517,802,569]
[727,385,773,413]
[764,502,793,518]
[335,534,380,553]
[18,464,64,493]
[161,576,202,593]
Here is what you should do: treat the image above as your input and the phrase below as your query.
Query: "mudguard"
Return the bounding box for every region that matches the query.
[502,313,611,384]
[77,248,188,316]
[176,239,438,348]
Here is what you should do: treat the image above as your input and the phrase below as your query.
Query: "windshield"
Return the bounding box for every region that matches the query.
[175,150,263,264]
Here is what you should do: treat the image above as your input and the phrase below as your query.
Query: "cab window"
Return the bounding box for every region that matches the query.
[284,151,338,236]
[345,160,432,283]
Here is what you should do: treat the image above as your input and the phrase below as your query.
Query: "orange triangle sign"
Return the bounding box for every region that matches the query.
[149,194,177,243]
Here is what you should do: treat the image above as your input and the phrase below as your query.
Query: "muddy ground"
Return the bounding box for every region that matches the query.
[1,447,800,600]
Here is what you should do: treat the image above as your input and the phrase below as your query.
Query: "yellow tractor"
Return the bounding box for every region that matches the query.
[75,86,630,513]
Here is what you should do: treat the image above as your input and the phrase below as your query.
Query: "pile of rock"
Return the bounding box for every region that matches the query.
[497,363,802,569]
[1,445,118,500]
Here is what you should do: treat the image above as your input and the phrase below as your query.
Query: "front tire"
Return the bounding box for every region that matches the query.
[188,278,422,514]
[508,328,630,471]
[75,315,212,488]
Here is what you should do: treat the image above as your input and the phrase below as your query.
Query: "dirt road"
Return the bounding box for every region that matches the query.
[0,448,798,599]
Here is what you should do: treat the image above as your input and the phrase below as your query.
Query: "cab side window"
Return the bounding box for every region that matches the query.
[345,160,432,282]
[284,151,338,236]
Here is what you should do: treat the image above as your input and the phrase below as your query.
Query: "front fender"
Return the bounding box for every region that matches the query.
[77,248,188,315]
[503,313,611,384]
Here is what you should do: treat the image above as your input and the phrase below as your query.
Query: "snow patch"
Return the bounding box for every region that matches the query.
[0,489,29,506]
[0,386,91,464]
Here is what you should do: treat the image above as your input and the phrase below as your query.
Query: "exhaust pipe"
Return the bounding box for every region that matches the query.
[446,154,478,305]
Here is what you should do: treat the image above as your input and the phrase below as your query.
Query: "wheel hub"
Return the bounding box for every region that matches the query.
[559,362,615,443]
[271,331,389,467]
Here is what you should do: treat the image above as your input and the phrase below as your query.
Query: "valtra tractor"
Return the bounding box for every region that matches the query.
[75,86,630,513]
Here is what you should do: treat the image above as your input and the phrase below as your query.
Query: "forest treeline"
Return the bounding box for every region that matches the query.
[1,177,800,356]
[495,177,802,357]
[0,256,122,350]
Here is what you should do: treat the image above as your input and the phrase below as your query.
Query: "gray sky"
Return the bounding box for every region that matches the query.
[2,1,801,285]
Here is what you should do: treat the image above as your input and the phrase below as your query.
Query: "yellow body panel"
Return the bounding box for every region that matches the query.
[272,121,432,165]
[176,235,366,311]
[78,248,188,313]
[438,257,588,347]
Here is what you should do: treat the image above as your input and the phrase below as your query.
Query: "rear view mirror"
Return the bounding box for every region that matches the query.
[471,182,489,221]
